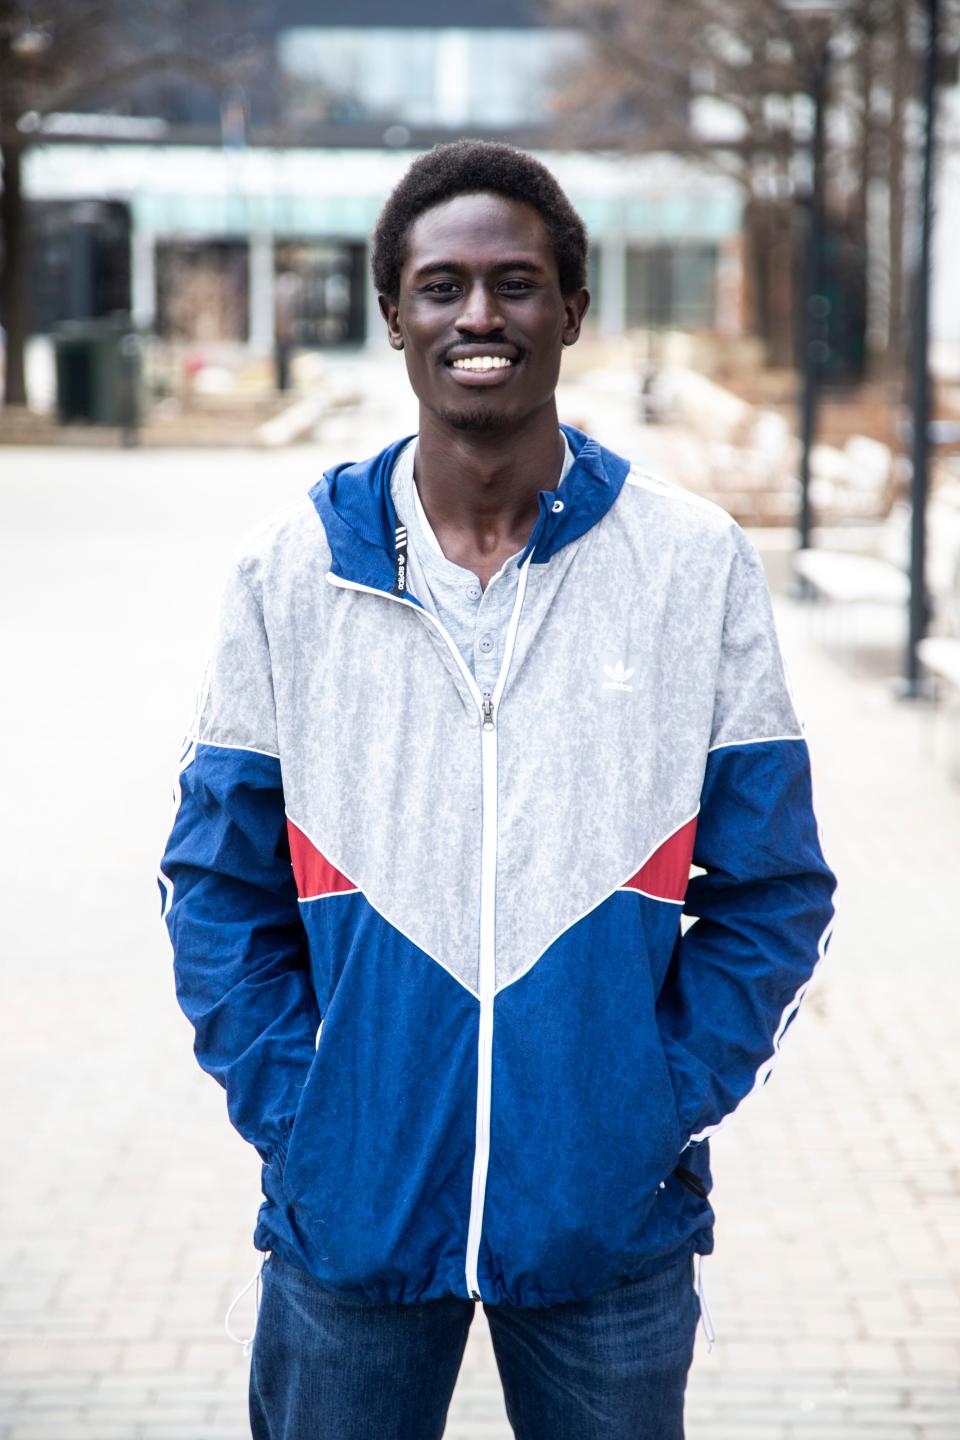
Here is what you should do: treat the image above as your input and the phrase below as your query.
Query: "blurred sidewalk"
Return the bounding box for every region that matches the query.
[0,417,957,1440]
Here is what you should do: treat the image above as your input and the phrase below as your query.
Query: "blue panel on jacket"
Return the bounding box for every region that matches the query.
[256,893,480,1304]
[481,892,713,1307]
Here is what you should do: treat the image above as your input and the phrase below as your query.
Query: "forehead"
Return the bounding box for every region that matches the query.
[402,192,556,279]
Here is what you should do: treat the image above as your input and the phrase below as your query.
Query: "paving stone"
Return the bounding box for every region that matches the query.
[902,1342,960,1373]
[0,1350,48,1378]
[139,1429,246,1440]
[119,1343,183,1373]
[688,1425,789,1440]
[786,1430,918,1440]
[843,1342,909,1374]
[5,1427,136,1440]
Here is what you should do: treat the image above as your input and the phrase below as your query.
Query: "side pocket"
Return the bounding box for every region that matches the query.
[270,1124,292,1182]
[271,1029,322,1187]
[672,1163,709,1200]
[658,1040,686,1154]
[274,1024,326,1200]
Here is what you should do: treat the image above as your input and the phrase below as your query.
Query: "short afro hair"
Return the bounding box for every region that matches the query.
[371,139,588,301]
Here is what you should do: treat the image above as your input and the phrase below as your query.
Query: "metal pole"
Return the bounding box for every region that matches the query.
[797,43,829,559]
[905,0,939,694]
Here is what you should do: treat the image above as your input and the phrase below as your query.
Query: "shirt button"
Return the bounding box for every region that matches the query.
[478,634,494,654]
[465,584,482,601]
[551,498,565,514]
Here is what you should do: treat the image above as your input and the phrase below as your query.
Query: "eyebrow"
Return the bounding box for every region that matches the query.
[411,259,547,281]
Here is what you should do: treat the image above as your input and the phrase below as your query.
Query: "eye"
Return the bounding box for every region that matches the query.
[423,281,460,295]
[499,280,534,293]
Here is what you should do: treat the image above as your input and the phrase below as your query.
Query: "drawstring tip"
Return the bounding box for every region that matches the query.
[695,1254,718,1353]
[225,1250,268,1357]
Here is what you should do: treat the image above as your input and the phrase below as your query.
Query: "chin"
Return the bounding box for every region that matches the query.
[437,405,515,433]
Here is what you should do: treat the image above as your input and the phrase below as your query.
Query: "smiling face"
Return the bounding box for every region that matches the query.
[379,192,589,434]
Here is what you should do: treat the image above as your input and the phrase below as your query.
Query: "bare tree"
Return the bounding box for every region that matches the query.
[0,0,265,406]
[544,0,958,376]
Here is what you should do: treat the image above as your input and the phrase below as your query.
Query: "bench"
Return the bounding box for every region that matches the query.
[795,490,960,670]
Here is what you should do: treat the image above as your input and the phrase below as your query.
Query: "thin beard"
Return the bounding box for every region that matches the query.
[437,405,513,433]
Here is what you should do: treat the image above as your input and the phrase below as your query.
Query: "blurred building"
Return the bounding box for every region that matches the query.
[18,0,746,359]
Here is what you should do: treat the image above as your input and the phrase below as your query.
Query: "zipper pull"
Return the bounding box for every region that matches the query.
[481,698,495,730]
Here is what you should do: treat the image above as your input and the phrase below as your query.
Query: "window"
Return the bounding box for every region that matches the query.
[276,27,585,129]
[156,241,249,342]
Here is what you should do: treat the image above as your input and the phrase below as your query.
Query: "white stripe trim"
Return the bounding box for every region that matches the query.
[298,889,359,904]
[496,806,700,997]
[617,886,685,906]
[688,764,840,1144]
[707,734,804,753]
[187,735,281,760]
[687,908,834,1146]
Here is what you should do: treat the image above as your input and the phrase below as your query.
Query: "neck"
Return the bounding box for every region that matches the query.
[414,400,565,552]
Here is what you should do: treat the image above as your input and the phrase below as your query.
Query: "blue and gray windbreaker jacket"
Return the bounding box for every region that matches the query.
[160,425,836,1309]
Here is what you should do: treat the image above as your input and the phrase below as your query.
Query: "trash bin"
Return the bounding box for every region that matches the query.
[53,316,143,427]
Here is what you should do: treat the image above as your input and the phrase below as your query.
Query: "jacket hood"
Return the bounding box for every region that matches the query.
[309,424,632,594]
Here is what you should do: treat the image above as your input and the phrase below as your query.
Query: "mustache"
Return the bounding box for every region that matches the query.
[439,342,525,363]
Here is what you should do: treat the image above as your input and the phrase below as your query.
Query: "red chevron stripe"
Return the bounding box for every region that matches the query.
[287,819,356,899]
[622,817,698,902]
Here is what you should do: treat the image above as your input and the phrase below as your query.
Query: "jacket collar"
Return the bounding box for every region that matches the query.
[309,423,631,596]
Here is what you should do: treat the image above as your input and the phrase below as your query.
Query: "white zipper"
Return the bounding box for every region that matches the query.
[327,559,532,1303]
[464,705,496,1299]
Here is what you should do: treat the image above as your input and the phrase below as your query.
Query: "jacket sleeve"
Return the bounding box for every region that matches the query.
[159,558,319,1169]
[657,528,836,1147]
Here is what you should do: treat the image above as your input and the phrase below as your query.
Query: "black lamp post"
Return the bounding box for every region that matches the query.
[904,0,940,696]
[783,0,852,565]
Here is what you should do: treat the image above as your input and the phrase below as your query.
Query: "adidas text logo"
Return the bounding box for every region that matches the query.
[603,661,634,693]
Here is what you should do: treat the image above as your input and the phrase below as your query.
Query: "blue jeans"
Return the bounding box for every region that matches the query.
[250,1251,700,1439]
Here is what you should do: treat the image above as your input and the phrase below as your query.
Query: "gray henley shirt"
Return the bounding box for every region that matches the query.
[390,434,574,695]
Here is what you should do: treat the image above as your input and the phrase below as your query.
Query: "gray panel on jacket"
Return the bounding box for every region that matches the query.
[192,468,802,997]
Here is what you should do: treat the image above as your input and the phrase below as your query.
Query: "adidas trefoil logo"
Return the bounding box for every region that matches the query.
[603,660,634,693]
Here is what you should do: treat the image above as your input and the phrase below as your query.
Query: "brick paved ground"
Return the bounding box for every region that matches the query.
[1,385,958,1438]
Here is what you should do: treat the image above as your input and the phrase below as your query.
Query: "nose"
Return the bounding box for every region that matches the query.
[455,281,506,335]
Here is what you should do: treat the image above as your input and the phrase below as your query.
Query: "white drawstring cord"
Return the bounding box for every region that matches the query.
[695,1254,717,1352]
[225,1250,268,1358]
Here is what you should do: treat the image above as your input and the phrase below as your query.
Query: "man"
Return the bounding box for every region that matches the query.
[160,140,835,1439]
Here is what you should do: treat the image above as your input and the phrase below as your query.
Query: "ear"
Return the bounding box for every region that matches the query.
[378,294,404,350]
[561,287,591,347]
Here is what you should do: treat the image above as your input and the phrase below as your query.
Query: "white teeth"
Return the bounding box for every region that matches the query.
[451,356,513,371]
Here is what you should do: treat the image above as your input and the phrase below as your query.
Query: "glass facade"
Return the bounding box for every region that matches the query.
[277,27,584,128]
[275,241,367,346]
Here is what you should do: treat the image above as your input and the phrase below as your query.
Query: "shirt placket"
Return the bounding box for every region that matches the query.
[473,573,505,698]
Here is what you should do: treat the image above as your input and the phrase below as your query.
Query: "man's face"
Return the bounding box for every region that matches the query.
[379,192,589,433]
